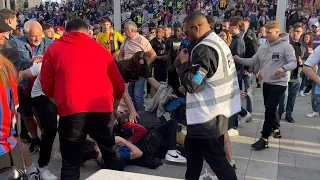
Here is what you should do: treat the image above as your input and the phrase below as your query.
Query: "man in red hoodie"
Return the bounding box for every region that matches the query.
[40,18,125,180]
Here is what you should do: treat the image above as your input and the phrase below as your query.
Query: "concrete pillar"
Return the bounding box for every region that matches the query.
[276,0,287,33]
[0,0,5,10]
[113,0,121,31]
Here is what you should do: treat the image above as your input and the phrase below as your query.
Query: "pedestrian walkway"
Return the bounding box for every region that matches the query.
[31,86,320,180]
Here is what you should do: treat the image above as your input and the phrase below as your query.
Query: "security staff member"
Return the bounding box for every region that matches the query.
[179,11,239,180]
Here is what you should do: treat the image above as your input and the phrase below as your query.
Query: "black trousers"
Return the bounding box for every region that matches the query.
[262,83,286,139]
[31,95,58,167]
[184,135,237,180]
[59,112,123,180]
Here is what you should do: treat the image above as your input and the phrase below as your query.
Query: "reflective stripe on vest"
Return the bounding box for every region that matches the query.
[186,32,241,125]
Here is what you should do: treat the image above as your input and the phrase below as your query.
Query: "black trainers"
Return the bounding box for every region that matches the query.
[251,138,268,150]
[257,84,261,88]
[285,116,295,123]
[29,138,41,154]
[272,129,282,138]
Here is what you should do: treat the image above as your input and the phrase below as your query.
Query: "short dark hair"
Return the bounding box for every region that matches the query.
[100,17,112,24]
[293,22,304,30]
[42,24,53,31]
[66,18,88,33]
[0,9,16,19]
[82,140,98,164]
[229,16,244,32]
[183,11,206,24]
[223,19,230,23]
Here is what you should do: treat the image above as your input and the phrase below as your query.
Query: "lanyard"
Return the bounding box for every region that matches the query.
[33,46,39,57]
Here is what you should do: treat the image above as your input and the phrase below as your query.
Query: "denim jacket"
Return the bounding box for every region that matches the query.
[10,36,52,90]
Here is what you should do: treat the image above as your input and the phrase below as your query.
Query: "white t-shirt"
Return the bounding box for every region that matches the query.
[30,63,44,98]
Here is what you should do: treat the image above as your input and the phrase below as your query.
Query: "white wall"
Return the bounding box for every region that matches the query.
[0,0,11,10]
[27,0,42,8]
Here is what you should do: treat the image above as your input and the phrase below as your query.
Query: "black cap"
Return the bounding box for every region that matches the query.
[0,14,13,32]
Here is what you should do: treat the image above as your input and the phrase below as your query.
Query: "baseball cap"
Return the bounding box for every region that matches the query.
[312,22,320,29]
[0,14,13,32]
[56,26,64,31]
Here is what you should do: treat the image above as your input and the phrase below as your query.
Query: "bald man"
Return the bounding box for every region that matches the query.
[179,11,238,180]
[10,21,52,155]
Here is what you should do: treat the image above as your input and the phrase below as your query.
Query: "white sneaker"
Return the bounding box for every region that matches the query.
[53,151,62,162]
[39,166,58,180]
[239,112,252,124]
[228,128,239,137]
[305,91,312,95]
[165,150,187,163]
[199,168,218,180]
[306,111,319,118]
[28,171,40,180]
[299,91,305,96]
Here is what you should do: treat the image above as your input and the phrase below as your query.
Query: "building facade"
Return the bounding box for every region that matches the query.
[0,0,41,10]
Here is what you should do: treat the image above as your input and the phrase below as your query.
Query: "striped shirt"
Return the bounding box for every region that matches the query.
[0,72,18,155]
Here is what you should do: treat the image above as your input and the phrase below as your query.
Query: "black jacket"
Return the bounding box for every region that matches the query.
[243,29,258,73]
[290,39,308,79]
[0,39,21,71]
[229,34,245,81]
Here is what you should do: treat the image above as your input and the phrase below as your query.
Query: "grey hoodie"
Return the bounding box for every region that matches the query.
[238,33,297,87]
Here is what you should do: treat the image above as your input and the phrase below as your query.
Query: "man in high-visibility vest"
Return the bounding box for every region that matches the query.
[168,1,173,13]
[177,1,182,14]
[135,13,143,28]
[96,17,124,59]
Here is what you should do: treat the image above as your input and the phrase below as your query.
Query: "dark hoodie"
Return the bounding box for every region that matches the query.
[0,39,21,71]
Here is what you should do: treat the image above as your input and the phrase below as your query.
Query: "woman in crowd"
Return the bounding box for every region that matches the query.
[219,29,233,46]
[300,32,314,96]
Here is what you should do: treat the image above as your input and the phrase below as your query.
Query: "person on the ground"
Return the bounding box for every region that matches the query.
[180,11,239,180]
[96,17,124,59]
[40,18,125,180]
[235,21,297,150]
[0,53,40,180]
[118,21,156,111]
[10,21,52,154]
[278,22,308,125]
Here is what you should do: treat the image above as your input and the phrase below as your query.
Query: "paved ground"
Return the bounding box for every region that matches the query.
[31,85,320,180]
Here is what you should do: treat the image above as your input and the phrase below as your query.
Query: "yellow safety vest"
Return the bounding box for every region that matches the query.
[177,2,182,9]
[168,1,172,7]
[137,15,142,24]
[157,14,161,21]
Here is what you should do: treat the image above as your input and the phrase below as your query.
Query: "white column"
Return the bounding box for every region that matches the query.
[113,0,121,31]
[0,0,5,10]
[276,0,287,33]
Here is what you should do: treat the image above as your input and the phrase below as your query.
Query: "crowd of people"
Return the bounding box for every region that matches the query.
[1,0,320,180]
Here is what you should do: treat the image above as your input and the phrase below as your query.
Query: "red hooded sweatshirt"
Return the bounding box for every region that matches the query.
[40,32,125,116]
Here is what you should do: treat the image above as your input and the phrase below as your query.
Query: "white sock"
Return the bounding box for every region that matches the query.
[167,150,178,156]
[26,163,37,175]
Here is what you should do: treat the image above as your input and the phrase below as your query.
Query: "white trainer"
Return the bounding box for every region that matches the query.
[239,112,252,124]
[228,128,239,137]
[299,91,305,96]
[306,111,319,118]
[165,150,187,163]
[199,169,218,180]
[39,166,58,180]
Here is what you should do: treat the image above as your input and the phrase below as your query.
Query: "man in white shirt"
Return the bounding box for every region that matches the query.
[19,62,59,180]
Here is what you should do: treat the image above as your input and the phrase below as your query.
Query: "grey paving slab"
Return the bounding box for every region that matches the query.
[250,148,279,163]
[245,159,278,180]
[278,164,320,180]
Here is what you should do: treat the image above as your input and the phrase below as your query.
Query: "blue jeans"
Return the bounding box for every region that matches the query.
[242,73,253,112]
[278,79,301,117]
[128,77,146,111]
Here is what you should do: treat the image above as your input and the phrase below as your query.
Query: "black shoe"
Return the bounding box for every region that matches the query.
[251,138,268,150]
[20,133,32,144]
[29,138,41,154]
[285,116,295,123]
[272,129,282,138]
[257,84,261,88]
